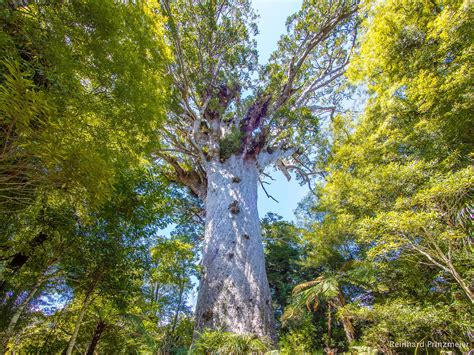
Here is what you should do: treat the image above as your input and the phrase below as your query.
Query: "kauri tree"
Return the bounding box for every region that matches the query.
[156,0,360,342]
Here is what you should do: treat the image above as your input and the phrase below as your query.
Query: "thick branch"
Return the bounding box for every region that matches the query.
[257,147,298,170]
[241,94,272,156]
[155,153,207,199]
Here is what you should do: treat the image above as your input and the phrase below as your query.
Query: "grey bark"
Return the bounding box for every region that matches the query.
[194,156,276,344]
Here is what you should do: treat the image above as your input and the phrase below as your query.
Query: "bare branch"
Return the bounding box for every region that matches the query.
[259,177,279,203]
[261,172,276,181]
[285,164,317,195]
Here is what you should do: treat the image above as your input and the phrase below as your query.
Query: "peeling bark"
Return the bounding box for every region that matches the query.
[195,155,276,344]
[336,294,355,344]
[341,316,356,345]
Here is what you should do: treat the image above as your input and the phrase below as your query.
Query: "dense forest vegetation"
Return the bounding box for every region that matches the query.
[0,0,472,354]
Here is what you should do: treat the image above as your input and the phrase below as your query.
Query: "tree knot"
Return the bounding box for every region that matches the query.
[228,200,240,214]
[232,176,241,183]
[202,310,213,322]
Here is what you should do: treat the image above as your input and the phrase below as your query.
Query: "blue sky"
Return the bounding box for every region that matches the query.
[252,0,302,63]
[253,0,308,222]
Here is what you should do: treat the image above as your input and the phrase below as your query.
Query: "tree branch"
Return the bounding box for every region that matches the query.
[257,147,298,169]
[154,153,207,199]
[268,3,359,115]
[259,177,279,203]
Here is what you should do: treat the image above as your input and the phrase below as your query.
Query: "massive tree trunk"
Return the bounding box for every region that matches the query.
[159,0,359,345]
[194,155,276,343]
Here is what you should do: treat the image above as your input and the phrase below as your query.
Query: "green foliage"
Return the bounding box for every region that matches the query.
[262,214,332,352]
[162,0,258,98]
[0,2,178,352]
[329,0,473,300]
[283,274,340,321]
[346,299,471,353]
[0,0,170,212]
[294,0,474,351]
[0,59,53,209]
[278,314,321,354]
[192,329,271,354]
[262,213,306,321]
[0,168,201,353]
[259,0,358,155]
[219,126,244,160]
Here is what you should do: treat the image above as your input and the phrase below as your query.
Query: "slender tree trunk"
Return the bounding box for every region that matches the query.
[432,241,474,304]
[64,287,95,355]
[446,261,473,304]
[340,316,355,345]
[413,244,474,303]
[171,284,184,335]
[327,303,332,349]
[153,282,159,304]
[0,277,43,354]
[194,156,276,344]
[41,302,69,353]
[336,294,355,344]
[86,320,106,355]
[164,284,185,351]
